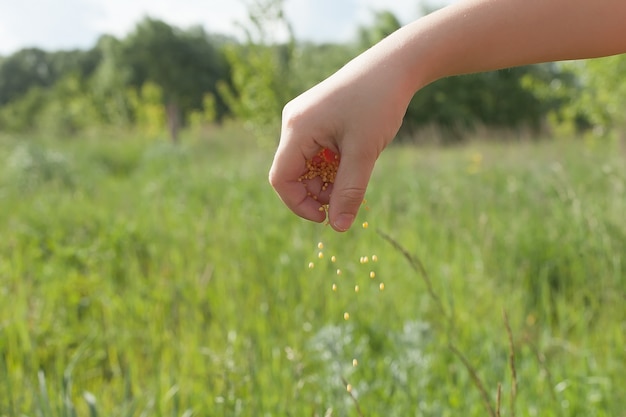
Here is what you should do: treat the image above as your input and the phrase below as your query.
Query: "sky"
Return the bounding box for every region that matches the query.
[0,0,451,55]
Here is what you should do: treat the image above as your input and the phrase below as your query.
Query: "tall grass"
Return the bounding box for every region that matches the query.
[0,128,624,416]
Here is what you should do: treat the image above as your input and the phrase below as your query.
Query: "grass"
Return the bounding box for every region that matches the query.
[0,126,624,416]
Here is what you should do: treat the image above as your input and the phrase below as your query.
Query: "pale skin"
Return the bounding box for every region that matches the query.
[268,0,626,232]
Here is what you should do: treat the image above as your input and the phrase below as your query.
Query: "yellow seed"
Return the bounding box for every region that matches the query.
[308,262,314,269]
[317,242,324,249]
[372,255,378,262]
[362,221,369,229]
[343,312,350,320]
[318,251,324,259]
[379,283,385,291]
[352,358,358,367]
[362,256,369,264]
[354,285,360,293]
[336,269,342,275]
[318,206,325,212]
[332,283,337,291]
[331,255,337,263]
[369,271,376,279]
[346,383,353,393]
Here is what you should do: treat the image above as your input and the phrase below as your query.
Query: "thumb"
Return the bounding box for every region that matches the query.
[328,145,376,232]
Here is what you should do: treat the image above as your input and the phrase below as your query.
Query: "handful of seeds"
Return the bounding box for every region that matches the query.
[298,148,340,193]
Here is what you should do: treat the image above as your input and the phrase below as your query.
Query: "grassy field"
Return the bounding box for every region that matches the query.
[0,126,624,416]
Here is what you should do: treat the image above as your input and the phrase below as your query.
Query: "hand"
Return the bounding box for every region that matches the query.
[268,44,414,232]
[269,0,626,232]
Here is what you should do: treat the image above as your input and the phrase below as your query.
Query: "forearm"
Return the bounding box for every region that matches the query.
[380,0,626,92]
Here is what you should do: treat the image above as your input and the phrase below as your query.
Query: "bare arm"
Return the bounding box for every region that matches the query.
[269,0,626,231]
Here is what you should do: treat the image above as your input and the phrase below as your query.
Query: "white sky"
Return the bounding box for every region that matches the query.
[0,0,451,55]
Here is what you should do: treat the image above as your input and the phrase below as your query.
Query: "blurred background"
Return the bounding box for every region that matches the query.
[1,0,623,143]
[0,1,624,416]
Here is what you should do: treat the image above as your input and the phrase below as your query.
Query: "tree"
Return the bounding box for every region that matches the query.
[558,56,626,137]
[0,48,54,106]
[121,18,230,142]
[219,0,296,145]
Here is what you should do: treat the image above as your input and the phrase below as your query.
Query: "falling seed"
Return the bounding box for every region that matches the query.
[343,312,350,320]
[362,221,369,229]
[372,255,378,262]
[362,256,369,264]
[318,252,324,259]
[308,262,314,269]
[317,242,324,249]
[352,359,358,367]
[332,283,337,291]
[354,285,360,293]
[379,283,385,291]
[369,271,376,279]
[346,384,353,393]
[331,255,337,263]
[336,269,342,275]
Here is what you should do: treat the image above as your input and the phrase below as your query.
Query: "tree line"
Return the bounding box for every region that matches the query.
[0,2,624,143]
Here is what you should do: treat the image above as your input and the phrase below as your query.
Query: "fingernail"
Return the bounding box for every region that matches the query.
[333,214,355,232]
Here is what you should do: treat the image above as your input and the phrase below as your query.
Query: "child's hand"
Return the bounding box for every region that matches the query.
[269,44,414,231]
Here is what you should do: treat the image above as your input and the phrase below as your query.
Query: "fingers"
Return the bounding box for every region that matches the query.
[327,143,376,232]
[268,141,327,224]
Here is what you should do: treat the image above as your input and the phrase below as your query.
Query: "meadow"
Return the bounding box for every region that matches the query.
[0,126,624,416]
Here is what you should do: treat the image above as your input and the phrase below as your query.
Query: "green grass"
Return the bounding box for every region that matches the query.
[0,127,624,416]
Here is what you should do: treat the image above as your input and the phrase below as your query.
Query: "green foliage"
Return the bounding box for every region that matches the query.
[402,65,566,142]
[0,20,229,139]
[0,6,624,141]
[290,42,356,91]
[127,82,167,136]
[0,130,624,416]
[0,48,56,106]
[121,18,230,118]
[560,55,626,137]
[219,0,296,145]
[521,55,626,139]
[357,10,403,50]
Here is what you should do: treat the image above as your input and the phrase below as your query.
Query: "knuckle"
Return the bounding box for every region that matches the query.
[337,186,366,207]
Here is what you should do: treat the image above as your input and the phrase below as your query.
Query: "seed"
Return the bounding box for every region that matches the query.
[372,255,378,262]
[369,271,376,279]
[354,285,360,293]
[362,221,369,229]
[298,148,340,201]
[331,255,337,263]
[359,256,369,264]
[336,269,342,275]
[352,358,358,367]
[346,383,353,393]
[379,283,385,291]
[317,242,324,249]
[318,252,324,259]
[332,283,337,291]
[343,312,350,320]
[308,262,314,269]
